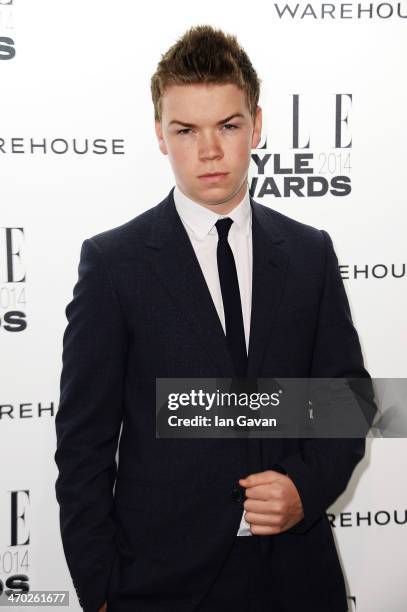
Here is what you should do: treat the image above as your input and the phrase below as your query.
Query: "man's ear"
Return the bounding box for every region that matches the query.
[155,120,168,155]
[251,106,263,149]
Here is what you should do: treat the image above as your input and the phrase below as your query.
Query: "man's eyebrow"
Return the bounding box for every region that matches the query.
[168,113,245,128]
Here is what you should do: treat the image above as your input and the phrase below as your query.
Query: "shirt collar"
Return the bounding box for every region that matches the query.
[173,183,251,241]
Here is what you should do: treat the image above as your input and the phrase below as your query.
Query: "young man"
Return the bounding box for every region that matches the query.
[55,25,372,612]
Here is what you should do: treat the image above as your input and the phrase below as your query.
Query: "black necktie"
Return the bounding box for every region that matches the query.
[215,218,248,378]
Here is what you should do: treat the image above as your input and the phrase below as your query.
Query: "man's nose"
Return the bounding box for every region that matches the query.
[198,132,223,161]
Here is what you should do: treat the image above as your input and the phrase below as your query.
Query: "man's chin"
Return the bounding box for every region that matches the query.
[192,186,242,208]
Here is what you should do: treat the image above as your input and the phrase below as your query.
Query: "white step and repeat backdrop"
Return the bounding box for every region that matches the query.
[1,1,406,610]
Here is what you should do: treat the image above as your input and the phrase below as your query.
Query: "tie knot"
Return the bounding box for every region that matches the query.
[215,217,233,240]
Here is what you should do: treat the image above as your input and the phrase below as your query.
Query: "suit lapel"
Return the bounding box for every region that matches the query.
[247,199,290,376]
[145,188,289,378]
[146,187,236,377]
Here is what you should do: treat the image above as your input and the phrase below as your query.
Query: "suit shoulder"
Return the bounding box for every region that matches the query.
[254,200,327,245]
[84,195,168,259]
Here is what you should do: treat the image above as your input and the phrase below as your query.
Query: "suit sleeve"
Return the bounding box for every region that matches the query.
[275,229,375,534]
[54,238,127,611]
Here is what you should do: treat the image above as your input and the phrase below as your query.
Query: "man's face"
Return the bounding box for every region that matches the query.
[155,83,262,212]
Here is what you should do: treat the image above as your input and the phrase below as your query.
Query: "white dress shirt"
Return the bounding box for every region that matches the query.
[173,182,253,537]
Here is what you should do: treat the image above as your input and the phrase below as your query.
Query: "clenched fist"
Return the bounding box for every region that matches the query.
[239,469,304,535]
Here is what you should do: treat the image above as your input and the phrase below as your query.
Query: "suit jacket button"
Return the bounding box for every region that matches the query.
[231,485,244,503]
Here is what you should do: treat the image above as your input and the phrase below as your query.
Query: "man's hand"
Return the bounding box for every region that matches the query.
[98,602,107,612]
[239,469,304,535]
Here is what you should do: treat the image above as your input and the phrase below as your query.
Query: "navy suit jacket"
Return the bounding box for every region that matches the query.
[55,187,373,612]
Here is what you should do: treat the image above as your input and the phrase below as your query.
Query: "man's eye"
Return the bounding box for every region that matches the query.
[177,128,191,135]
[222,124,238,131]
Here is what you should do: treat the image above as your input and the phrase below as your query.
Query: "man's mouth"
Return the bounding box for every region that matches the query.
[198,172,229,182]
